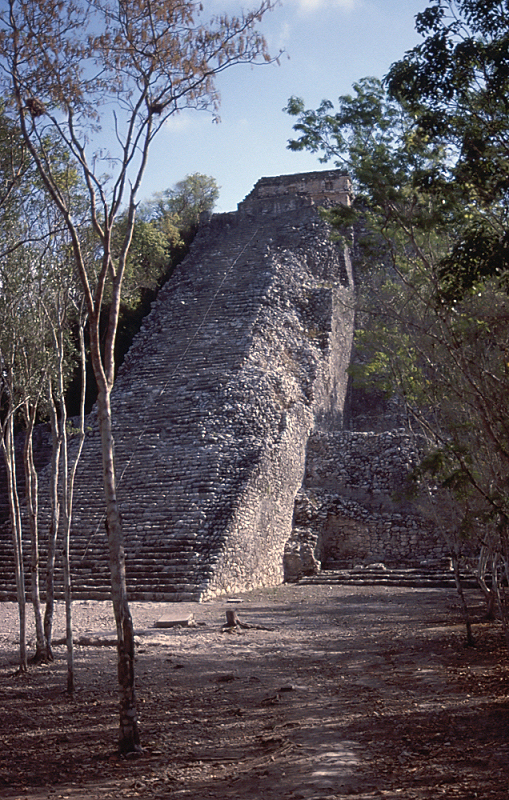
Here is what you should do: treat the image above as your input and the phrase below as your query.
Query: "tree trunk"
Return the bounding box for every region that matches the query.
[476,545,496,620]
[61,318,87,695]
[452,551,474,646]
[492,553,509,652]
[23,404,46,663]
[60,390,74,695]
[44,385,62,661]
[225,609,241,628]
[495,528,509,653]
[2,415,27,672]
[97,386,140,754]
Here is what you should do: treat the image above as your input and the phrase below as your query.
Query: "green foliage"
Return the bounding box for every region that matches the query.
[285,5,509,533]
[119,173,218,319]
[0,109,28,230]
[285,77,451,279]
[113,217,172,308]
[386,0,509,296]
[285,77,441,204]
[0,108,83,428]
[141,173,220,242]
[0,225,78,426]
[438,221,509,301]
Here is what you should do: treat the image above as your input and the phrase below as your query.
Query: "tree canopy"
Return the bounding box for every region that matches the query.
[285,2,509,614]
[385,0,509,299]
[141,173,220,240]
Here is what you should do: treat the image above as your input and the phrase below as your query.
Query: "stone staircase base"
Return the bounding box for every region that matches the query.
[298,564,478,590]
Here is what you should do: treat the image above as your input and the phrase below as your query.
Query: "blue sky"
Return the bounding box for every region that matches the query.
[140,0,430,212]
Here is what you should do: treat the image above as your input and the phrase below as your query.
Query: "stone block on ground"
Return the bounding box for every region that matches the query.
[154,607,195,628]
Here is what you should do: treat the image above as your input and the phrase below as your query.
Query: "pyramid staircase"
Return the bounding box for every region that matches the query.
[1,192,355,601]
[57,216,279,601]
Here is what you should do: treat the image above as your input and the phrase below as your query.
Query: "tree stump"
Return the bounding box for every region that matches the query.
[225,609,241,628]
[221,610,273,632]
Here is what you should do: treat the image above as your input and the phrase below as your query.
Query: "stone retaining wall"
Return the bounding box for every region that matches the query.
[284,430,448,580]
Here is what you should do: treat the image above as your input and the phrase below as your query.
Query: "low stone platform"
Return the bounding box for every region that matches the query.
[299,564,478,589]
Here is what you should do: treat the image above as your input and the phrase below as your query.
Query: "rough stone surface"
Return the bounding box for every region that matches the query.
[1,170,355,601]
[0,169,453,601]
[284,431,448,582]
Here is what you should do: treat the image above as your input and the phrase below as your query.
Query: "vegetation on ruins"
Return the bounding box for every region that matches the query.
[115,173,220,373]
[286,0,509,642]
[70,172,220,414]
[0,0,279,753]
[140,172,220,243]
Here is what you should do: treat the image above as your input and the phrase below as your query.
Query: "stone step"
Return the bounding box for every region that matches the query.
[299,567,479,589]
[0,588,202,602]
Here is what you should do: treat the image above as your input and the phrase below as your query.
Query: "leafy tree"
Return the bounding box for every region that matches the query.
[383,0,509,635]
[285,60,509,636]
[0,113,68,670]
[142,172,220,241]
[0,110,88,671]
[385,0,509,299]
[0,0,278,754]
[286,78,433,197]
[44,276,88,689]
[38,212,88,676]
[0,275,29,673]
[1,241,57,667]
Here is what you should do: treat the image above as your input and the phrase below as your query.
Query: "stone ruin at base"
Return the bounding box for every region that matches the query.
[0,170,449,601]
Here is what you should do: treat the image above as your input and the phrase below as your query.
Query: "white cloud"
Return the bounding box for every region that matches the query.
[163,110,214,133]
[163,113,193,132]
[206,0,357,13]
[276,20,291,50]
[289,0,357,10]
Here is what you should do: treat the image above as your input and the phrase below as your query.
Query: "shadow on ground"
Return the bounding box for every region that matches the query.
[0,583,508,800]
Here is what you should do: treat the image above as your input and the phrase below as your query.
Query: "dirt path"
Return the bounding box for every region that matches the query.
[1,583,508,800]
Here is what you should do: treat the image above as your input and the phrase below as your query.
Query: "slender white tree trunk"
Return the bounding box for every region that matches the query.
[60,399,75,694]
[44,383,61,661]
[23,403,45,662]
[96,386,140,753]
[62,320,87,694]
[2,415,27,672]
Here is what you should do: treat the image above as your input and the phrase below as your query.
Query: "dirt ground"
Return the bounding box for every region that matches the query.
[0,583,508,800]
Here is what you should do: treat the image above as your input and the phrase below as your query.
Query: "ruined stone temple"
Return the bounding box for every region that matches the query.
[0,170,449,601]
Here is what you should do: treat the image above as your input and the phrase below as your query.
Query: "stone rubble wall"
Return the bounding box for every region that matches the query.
[284,430,449,581]
[239,170,352,215]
